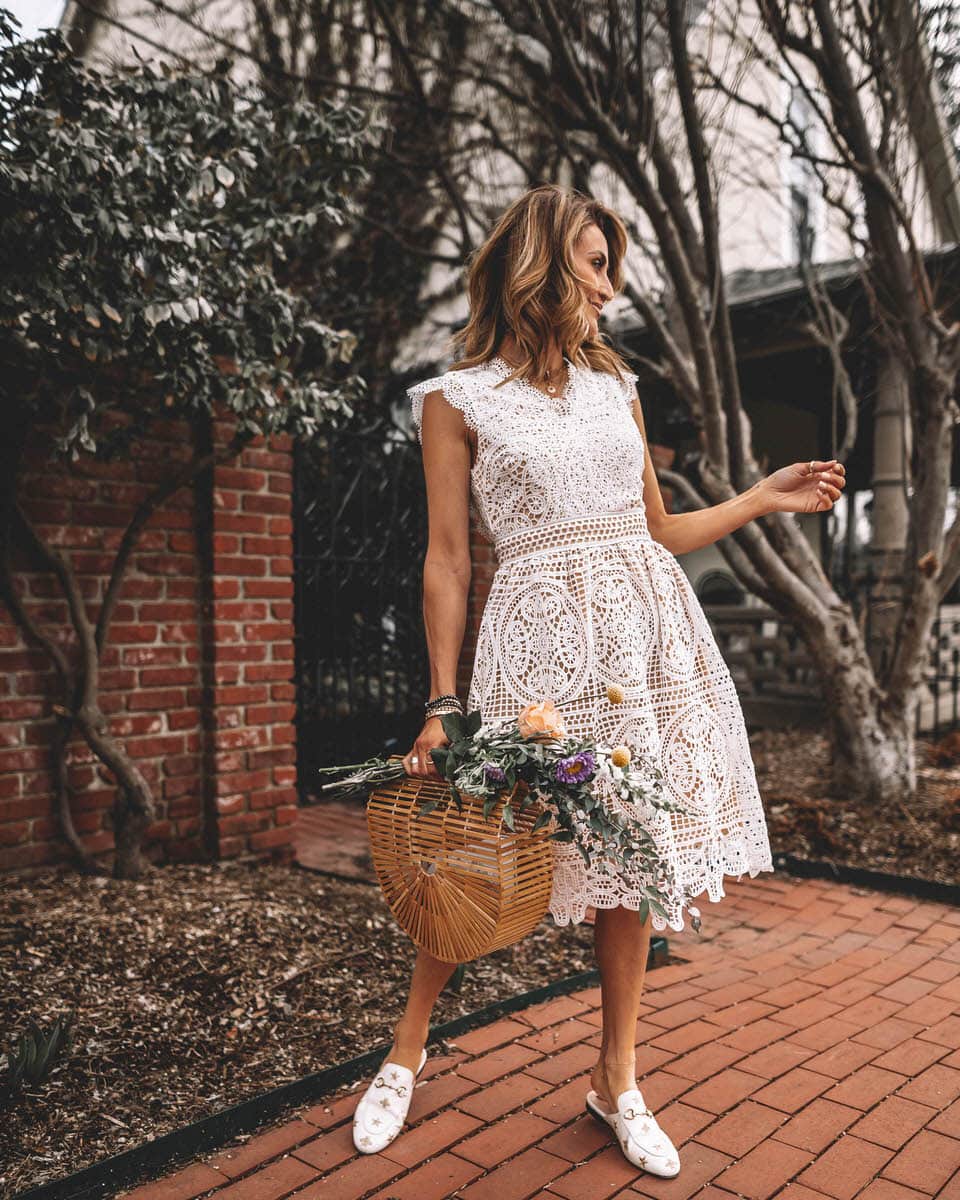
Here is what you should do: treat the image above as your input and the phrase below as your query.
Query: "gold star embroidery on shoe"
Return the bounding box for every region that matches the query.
[372,1117,381,1127]
[390,1069,399,1081]
[379,1097,390,1108]
[360,1135,371,1147]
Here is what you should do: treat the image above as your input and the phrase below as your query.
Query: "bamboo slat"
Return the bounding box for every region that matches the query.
[367,768,554,963]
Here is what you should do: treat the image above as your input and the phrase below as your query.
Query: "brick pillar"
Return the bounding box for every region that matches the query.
[202,423,299,862]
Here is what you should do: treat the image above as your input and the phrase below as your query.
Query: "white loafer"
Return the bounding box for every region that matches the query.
[352,1047,428,1154]
[586,1087,680,1177]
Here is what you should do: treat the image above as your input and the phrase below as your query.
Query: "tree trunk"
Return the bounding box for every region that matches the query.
[827,703,917,808]
[804,605,918,804]
[78,705,156,879]
[112,794,154,880]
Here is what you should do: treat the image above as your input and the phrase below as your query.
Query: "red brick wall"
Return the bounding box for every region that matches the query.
[0,418,297,875]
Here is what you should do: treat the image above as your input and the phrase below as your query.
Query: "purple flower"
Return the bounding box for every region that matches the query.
[483,762,507,785]
[554,751,597,785]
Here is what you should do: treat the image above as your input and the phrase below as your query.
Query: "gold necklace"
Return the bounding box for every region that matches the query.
[541,360,566,395]
[498,352,566,395]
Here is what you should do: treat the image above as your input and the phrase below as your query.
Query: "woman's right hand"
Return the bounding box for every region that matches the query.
[402,715,450,779]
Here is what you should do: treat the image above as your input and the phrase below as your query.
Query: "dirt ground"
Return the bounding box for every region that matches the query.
[750,726,960,884]
[2,724,959,1196]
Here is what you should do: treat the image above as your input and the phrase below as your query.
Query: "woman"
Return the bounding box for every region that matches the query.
[351,183,845,1177]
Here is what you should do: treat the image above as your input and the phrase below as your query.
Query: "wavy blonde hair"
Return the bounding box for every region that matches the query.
[448,184,634,387]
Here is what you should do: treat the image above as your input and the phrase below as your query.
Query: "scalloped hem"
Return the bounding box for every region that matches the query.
[547,857,776,933]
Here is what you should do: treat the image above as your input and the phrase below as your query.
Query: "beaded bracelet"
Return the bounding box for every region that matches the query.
[425,693,462,713]
[425,706,462,720]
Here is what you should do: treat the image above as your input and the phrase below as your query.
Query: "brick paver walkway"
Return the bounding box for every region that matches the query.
[120,872,960,1200]
[295,800,372,880]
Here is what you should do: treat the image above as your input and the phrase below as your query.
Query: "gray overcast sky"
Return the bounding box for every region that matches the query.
[6,0,66,39]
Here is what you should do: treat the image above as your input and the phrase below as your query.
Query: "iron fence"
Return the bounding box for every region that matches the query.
[293,420,429,802]
[926,608,960,737]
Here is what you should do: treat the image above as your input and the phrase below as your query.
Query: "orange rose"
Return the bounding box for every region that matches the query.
[517,699,567,741]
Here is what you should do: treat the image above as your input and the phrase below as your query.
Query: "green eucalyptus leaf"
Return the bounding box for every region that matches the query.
[439,712,467,742]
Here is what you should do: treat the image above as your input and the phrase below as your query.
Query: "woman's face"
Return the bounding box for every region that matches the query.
[573,223,616,338]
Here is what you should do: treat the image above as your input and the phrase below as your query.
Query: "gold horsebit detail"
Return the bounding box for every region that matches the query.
[619,1105,658,1168]
[374,1073,409,1099]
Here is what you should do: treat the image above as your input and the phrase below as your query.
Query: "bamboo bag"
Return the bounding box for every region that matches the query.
[367,764,555,963]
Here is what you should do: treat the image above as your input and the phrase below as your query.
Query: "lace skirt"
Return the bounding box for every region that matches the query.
[467,511,774,932]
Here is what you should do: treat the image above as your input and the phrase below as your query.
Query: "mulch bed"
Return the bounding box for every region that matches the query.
[751,726,960,885]
[3,725,959,1196]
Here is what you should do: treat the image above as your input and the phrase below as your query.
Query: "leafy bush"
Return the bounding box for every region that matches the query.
[0,8,371,454]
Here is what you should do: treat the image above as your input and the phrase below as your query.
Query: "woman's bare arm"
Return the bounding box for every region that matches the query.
[402,389,473,778]
[628,391,844,555]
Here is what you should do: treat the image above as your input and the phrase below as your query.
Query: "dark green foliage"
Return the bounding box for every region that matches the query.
[0,9,372,458]
[1,1013,75,1105]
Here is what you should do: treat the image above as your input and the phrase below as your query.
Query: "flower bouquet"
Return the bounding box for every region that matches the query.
[318,699,699,931]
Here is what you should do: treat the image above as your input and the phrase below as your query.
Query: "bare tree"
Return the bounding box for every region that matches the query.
[392,0,960,807]
[80,0,960,806]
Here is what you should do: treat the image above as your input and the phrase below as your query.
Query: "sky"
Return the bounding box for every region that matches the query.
[6,0,66,39]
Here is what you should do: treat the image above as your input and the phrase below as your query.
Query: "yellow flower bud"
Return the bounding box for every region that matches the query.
[606,684,625,704]
[611,745,631,768]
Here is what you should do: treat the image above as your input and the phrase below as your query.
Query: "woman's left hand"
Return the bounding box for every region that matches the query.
[761,459,846,514]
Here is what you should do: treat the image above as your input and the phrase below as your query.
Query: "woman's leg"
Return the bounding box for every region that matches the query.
[590,904,653,1110]
[386,948,459,1071]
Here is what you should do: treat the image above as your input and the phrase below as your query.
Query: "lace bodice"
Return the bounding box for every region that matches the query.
[407,356,646,549]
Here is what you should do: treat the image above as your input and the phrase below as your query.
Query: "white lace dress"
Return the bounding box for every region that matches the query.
[407,354,773,932]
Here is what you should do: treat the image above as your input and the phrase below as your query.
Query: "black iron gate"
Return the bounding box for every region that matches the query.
[293,420,429,802]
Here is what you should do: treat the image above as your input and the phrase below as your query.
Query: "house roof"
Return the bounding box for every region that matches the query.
[609,242,960,350]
